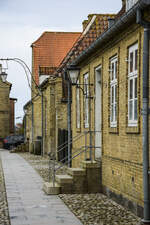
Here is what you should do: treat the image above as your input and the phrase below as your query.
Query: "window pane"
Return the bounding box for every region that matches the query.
[76,87,80,128]
[111,105,113,122]
[85,98,89,127]
[129,79,133,99]
[115,85,117,103]
[115,61,117,79]
[112,86,114,104]
[114,103,117,122]
[112,63,114,80]
[135,77,137,98]
[130,52,133,73]
[134,99,137,121]
[135,49,138,71]
[84,74,89,128]
[129,100,133,120]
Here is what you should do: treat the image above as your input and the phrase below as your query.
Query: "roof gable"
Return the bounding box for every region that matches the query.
[32,32,81,68]
[57,14,116,73]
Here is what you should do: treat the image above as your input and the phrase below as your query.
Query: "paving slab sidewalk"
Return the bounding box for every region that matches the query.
[0,150,82,225]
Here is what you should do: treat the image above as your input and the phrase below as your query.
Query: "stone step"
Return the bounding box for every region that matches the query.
[55,174,73,185]
[67,168,86,176]
[43,182,60,195]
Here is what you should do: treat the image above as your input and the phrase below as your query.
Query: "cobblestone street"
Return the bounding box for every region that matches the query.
[18,152,141,225]
[0,150,142,225]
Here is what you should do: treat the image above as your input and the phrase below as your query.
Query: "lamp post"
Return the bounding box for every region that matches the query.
[0,58,44,155]
[67,65,93,161]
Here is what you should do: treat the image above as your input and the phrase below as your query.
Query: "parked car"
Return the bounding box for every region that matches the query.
[3,135,24,149]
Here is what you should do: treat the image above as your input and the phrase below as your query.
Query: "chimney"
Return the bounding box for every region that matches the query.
[122,0,126,7]
[108,18,115,28]
[82,20,88,31]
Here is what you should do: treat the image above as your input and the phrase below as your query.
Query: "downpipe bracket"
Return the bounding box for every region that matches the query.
[140,108,150,115]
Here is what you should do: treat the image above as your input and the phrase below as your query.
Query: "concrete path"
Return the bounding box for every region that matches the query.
[0,150,82,225]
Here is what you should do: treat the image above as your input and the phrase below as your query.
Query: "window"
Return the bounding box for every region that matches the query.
[110,56,118,127]
[84,73,89,128]
[126,0,138,11]
[128,43,138,126]
[76,80,80,129]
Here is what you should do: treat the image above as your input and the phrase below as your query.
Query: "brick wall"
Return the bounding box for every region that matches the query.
[31,77,67,155]
[0,81,11,147]
[71,23,145,215]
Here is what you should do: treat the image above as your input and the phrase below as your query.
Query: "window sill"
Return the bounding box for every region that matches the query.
[76,127,81,133]
[109,127,118,134]
[126,126,139,134]
[128,122,138,127]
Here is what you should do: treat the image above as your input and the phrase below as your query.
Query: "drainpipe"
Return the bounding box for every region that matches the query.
[137,9,150,224]
[31,101,34,142]
[24,115,26,142]
[31,101,34,144]
[41,92,44,156]
[67,73,71,167]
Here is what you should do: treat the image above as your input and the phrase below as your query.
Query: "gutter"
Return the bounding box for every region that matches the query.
[72,0,150,66]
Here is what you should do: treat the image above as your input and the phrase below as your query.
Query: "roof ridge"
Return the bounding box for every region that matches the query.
[57,13,117,73]
[31,31,81,46]
[88,13,116,16]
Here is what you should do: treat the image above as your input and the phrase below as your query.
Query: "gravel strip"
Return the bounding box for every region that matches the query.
[0,154,10,225]
[59,194,141,225]
[18,152,141,225]
[18,152,68,182]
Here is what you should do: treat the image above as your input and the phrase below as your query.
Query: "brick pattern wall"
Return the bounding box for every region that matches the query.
[31,77,67,155]
[71,23,144,212]
[0,81,11,147]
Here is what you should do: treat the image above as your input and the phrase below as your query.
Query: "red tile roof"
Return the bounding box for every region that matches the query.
[57,14,116,74]
[31,32,81,85]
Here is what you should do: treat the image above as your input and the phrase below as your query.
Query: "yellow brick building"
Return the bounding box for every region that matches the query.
[0,78,12,147]
[68,0,150,218]
[24,31,81,155]
[24,76,68,156]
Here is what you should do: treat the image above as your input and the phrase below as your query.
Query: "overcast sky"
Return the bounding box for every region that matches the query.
[0,0,121,124]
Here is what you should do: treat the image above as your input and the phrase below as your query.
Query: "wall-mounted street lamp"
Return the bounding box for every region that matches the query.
[67,65,80,85]
[67,65,94,161]
[67,65,93,97]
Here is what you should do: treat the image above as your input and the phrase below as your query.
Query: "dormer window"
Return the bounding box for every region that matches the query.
[126,0,138,11]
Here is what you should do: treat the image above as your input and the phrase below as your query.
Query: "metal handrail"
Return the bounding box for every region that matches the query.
[57,131,87,153]
[48,130,101,187]
[50,146,88,187]
[55,146,86,172]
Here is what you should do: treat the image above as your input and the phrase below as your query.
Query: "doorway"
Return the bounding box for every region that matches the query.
[95,66,102,159]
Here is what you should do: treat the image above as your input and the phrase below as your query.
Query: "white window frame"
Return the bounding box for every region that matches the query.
[84,73,89,128]
[110,56,118,128]
[128,43,138,127]
[76,80,80,129]
[126,0,138,11]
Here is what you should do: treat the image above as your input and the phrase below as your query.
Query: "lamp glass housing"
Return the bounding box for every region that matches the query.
[0,71,7,82]
[67,67,80,85]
